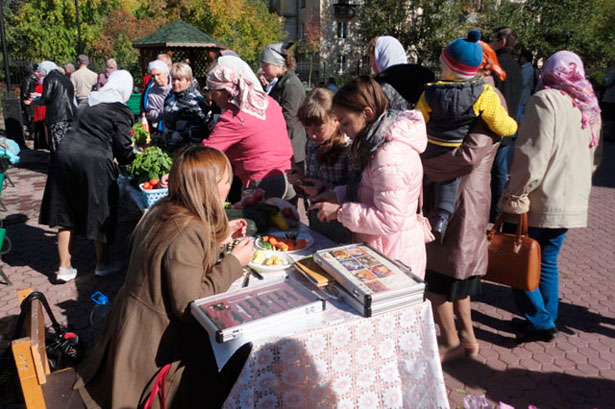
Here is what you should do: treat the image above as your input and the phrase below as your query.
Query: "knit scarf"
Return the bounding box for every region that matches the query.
[541,51,601,147]
[346,110,400,202]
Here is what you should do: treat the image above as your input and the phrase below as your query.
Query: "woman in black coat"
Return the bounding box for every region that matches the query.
[39,70,136,283]
[26,61,75,156]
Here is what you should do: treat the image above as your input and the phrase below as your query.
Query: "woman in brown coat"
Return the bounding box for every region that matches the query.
[74,146,254,408]
[423,42,505,362]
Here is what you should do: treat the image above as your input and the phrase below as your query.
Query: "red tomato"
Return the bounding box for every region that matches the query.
[150,178,159,188]
[143,181,152,190]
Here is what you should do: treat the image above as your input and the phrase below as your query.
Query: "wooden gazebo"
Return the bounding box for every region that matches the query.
[133,20,225,79]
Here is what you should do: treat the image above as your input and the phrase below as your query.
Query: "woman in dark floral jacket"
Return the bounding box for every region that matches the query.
[161,62,211,152]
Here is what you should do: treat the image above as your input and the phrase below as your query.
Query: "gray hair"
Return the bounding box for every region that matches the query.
[157,53,173,68]
[106,58,118,69]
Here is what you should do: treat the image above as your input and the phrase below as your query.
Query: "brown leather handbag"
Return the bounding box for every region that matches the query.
[485,213,541,291]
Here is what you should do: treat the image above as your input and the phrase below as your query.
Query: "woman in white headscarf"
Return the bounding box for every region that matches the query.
[142,60,172,127]
[39,70,137,283]
[368,36,435,110]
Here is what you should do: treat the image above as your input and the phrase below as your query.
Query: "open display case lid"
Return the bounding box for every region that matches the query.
[314,243,425,309]
[191,277,325,343]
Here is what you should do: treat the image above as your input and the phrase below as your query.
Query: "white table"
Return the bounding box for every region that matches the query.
[220,227,449,409]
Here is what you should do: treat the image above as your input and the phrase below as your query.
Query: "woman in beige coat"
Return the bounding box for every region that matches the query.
[500,51,600,343]
[74,146,254,408]
[423,42,506,362]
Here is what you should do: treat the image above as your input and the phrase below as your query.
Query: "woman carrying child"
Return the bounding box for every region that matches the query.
[310,76,427,278]
[422,40,509,362]
[416,29,517,242]
[287,88,352,243]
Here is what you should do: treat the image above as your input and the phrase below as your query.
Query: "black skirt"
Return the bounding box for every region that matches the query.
[425,270,481,301]
[39,136,118,243]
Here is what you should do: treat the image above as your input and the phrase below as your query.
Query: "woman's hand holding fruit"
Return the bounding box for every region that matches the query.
[230,237,254,266]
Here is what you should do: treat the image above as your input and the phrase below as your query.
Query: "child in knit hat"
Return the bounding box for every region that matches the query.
[416,29,517,243]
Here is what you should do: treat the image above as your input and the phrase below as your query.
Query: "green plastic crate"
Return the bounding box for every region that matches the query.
[126,93,142,115]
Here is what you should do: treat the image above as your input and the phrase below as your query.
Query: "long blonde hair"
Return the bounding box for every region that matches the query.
[138,146,231,272]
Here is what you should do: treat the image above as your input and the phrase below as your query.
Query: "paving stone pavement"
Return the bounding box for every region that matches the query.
[0,142,613,409]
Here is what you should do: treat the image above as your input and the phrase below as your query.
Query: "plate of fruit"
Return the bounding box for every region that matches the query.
[255,231,314,253]
[249,250,292,271]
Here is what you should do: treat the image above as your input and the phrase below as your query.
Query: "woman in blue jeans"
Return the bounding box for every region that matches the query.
[499,51,601,343]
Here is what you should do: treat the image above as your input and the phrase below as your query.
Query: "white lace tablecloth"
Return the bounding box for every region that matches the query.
[222,227,449,409]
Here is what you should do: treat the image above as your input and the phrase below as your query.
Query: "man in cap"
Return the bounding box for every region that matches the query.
[71,54,98,104]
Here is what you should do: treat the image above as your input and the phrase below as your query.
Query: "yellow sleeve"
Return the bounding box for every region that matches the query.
[474,85,518,137]
[415,92,431,123]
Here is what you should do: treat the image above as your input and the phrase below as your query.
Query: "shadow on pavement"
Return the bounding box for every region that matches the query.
[475,282,615,339]
[443,356,614,409]
[10,146,50,176]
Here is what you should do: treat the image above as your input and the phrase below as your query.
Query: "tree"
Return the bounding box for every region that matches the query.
[484,0,615,70]
[6,0,119,65]
[297,14,321,86]
[162,0,286,67]
[91,8,164,76]
[357,0,468,69]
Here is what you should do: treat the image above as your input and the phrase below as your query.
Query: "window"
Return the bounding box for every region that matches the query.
[337,21,348,39]
[301,0,306,8]
[338,55,347,74]
[299,23,305,41]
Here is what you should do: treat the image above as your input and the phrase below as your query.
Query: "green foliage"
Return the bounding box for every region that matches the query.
[357,0,468,69]
[6,0,119,64]
[357,0,615,72]
[131,123,149,146]
[162,0,286,67]
[5,0,284,78]
[483,0,615,70]
[130,146,172,183]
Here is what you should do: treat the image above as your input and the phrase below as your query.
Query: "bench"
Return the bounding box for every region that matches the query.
[11,288,83,409]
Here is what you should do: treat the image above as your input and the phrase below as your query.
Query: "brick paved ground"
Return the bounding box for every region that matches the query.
[0,141,613,409]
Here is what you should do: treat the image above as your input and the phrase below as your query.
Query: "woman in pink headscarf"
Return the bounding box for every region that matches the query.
[499,51,601,343]
[202,57,294,199]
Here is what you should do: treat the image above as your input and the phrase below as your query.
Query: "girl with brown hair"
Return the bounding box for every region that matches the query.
[311,76,428,278]
[74,145,253,409]
[288,87,352,242]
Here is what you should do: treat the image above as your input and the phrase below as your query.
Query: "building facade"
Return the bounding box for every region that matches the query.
[268,0,367,85]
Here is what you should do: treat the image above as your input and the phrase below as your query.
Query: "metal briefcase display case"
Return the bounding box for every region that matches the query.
[191,277,326,343]
[314,243,425,317]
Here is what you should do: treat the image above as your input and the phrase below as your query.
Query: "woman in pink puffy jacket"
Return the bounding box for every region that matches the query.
[311,76,427,278]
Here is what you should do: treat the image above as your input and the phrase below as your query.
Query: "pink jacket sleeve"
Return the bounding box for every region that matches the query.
[337,160,419,235]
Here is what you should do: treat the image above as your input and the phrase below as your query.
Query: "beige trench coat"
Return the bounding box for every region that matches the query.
[423,122,501,281]
[74,211,244,409]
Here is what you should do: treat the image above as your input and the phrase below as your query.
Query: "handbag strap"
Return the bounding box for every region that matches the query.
[143,364,171,409]
[487,213,529,243]
[418,182,425,216]
[12,292,64,340]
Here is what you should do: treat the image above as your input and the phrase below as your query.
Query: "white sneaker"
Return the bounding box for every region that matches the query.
[56,266,78,282]
[95,260,123,277]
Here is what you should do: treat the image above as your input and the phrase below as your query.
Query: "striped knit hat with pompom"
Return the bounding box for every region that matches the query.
[440,29,483,79]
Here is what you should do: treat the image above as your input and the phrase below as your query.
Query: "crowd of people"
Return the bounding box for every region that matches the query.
[17,25,603,408]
